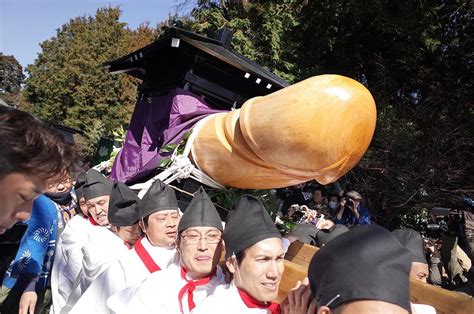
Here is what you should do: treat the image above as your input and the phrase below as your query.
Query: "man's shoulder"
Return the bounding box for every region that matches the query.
[210,282,232,296]
[192,283,242,313]
[32,195,57,216]
[81,229,128,266]
[141,263,180,287]
[113,248,150,277]
[65,216,89,232]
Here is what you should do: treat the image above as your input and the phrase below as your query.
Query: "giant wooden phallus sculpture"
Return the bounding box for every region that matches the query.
[191,74,377,189]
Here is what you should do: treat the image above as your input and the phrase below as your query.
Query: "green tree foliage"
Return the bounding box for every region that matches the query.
[180,0,473,229]
[180,0,303,82]
[0,53,25,94]
[0,53,29,109]
[24,7,158,154]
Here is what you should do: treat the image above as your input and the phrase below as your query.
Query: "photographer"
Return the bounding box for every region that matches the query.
[334,191,372,228]
[426,206,471,292]
[460,197,474,294]
[458,197,474,255]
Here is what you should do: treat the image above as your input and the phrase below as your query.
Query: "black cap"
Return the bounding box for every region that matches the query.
[178,187,222,233]
[223,195,281,259]
[75,187,84,200]
[82,169,112,200]
[74,172,87,200]
[315,224,349,248]
[137,180,179,219]
[308,225,412,311]
[108,182,140,227]
[75,172,87,189]
[392,228,427,264]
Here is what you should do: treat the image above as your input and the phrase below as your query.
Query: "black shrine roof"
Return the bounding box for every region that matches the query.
[105,27,289,109]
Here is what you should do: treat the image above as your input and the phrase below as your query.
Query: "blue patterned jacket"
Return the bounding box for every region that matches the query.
[2,195,57,292]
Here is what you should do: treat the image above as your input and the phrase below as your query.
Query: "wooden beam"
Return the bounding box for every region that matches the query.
[284,241,319,265]
[282,241,473,313]
[410,279,473,314]
[277,260,307,304]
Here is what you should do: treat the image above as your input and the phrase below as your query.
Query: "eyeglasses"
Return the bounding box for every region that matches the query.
[180,233,222,244]
[48,177,72,190]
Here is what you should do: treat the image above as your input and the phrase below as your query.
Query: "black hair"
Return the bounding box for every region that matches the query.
[234,249,247,266]
[141,214,150,228]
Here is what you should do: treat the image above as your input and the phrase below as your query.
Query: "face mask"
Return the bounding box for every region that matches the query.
[45,190,73,205]
[328,201,337,209]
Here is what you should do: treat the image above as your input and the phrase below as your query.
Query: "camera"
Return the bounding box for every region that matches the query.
[288,205,325,226]
[426,207,463,238]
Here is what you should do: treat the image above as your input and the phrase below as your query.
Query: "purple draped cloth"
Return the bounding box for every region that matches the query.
[110,88,226,184]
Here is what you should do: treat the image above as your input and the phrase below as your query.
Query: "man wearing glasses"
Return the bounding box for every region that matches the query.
[108,186,225,313]
[192,195,284,314]
[70,180,181,314]
[44,172,77,232]
[1,169,78,314]
[51,171,93,313]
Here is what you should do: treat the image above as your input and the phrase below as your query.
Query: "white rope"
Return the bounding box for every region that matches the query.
[92,160,109,172]
[130,113,226,198]
[92,147,122,173]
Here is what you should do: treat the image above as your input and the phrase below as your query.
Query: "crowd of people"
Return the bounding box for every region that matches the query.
[275,183,371,228]
[276,181,474,297]
[0,106,472,314]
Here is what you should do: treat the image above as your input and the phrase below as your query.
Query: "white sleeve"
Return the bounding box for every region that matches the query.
[107,282,168,314]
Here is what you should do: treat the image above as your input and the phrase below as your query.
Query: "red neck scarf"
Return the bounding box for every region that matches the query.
[134,237,161,273]
[237,287,281,314]
[88,216,98,226]
[177,266,215,313]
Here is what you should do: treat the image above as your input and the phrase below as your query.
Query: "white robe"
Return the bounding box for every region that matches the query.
[62,225,130,313]
[411,303,436,314]
[108,263,225,314]
[50,216,92,314]
[192,281,274,314]
[70,236,178,314]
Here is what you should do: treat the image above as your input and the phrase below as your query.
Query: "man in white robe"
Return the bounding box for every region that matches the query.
[192,195,283,314]
[70,180,181,313]
[108,187,225,314]
[51,172,92,314]
[50,215,91,313]
[61,177,141,312]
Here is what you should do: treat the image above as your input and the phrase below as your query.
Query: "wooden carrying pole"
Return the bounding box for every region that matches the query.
[192,75,377,189]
